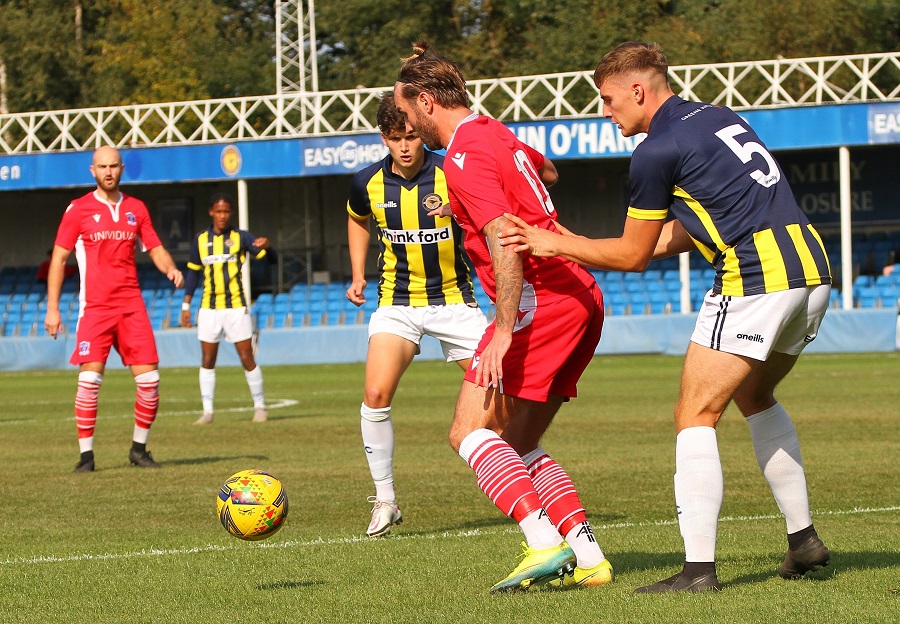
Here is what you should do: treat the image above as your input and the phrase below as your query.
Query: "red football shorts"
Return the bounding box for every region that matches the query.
[465,282,604,402]
[70,305,159,366]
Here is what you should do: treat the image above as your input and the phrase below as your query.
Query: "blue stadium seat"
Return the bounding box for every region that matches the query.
[624,281,645,295]
[643,269,662,283]
[853,275,873,291]
[307,284,328,301]
[257,312,274,328]
[630,293,650,314]
[254,293,274,307]
[605,292,630,316]
[648,292,671,314]
[324,300,344,325]
[2,323,18,337]
[856,287,881,308]
[664,280,683,294]
[662,269,681,283]
[307,309,324,326]
[272,310,291,328]
[149,309,168,330]
[879,286,899,308]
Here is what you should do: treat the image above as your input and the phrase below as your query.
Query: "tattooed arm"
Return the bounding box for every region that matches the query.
[473,215,522,390]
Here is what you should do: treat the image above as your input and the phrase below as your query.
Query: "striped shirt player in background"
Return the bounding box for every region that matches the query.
[181,192,275,425]
[395,43,614,593]
[44,146,184,472]
[500,42,832,593]
[346,92,487,537]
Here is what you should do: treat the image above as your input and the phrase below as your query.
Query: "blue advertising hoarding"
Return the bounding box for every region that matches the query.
[0,101,897,193]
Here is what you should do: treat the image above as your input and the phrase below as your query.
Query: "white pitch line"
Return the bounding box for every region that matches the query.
[0,398,299,426]
[2,505,896,567]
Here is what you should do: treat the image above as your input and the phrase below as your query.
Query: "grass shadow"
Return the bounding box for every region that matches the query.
[162,454,270,466]
[728,549,900,587]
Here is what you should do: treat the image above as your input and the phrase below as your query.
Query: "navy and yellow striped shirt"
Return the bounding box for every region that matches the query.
[628,96,831,296]
[185,227,269,309]
[347,151,476,307]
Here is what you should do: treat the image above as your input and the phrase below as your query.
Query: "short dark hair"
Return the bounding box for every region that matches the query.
[208,192,234,208]
[376,92,407,135]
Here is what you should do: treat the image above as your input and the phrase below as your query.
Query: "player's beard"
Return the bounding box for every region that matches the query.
[412,109,443,151]
[95,174,120,193]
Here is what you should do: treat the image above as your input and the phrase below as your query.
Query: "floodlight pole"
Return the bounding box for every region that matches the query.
[275,0,319,95]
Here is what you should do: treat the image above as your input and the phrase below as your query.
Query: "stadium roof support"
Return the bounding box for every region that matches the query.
[0,52,898,155]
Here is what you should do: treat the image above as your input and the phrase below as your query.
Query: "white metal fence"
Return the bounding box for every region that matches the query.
[1,52,898,155]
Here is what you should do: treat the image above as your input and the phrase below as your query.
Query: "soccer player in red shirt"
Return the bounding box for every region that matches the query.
[44,146,184,472]
[394,42,612,593]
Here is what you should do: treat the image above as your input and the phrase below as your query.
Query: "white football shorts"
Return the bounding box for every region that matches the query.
[690,284,830,361]
[368,303,487,362]
[197,307,254,344]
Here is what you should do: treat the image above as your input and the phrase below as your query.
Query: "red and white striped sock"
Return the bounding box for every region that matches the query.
[459,429,560,548]
[75,371,103,444]
[133,370,160,441]
[524,447,604,567]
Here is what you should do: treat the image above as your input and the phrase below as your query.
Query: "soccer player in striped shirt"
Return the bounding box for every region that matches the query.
[346,93,487,537]
[500,42,831,592]
[181,193,274,425]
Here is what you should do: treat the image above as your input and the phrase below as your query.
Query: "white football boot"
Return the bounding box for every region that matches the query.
[366,497,403,537]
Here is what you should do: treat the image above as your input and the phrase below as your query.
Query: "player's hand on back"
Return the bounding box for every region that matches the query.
[498,213,564,257]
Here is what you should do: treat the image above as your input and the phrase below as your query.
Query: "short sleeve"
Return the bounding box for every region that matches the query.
[136,202,163,250]
[347,172,373,220]
[54,204,81,249]
[627,136,679,221]
[447,144,509,232]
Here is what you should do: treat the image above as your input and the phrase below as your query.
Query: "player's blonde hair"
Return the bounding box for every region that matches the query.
[594,42,670,89]
[396,41,469,109]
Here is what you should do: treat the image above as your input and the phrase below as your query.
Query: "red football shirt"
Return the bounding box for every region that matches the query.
[444,114,595,304]
[55,190,162,310]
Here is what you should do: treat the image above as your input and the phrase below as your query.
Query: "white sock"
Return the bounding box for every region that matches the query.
[360,403,395,501]
[244,366,266,409]
[674,426,722,562]
[199,367,215,413]
[78,436,94,453]
[746,403,812,533]
[519,509,564,550]
[133,424,149,444]
[564,522,605,569]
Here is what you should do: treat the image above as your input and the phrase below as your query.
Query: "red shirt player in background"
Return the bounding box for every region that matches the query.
[394,42,612,593]
[44,146,184,472]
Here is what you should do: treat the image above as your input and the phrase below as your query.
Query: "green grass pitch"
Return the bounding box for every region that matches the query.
[0,352,897,623]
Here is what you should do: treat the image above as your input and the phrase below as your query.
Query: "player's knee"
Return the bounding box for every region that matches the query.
[360,402,391,422]
[362,387,393,409]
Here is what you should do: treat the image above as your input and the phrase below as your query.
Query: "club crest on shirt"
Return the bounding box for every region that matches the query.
[126,212,137,226]
[224,239,234,248]
[78,341,91,356]
[422,193,444,212]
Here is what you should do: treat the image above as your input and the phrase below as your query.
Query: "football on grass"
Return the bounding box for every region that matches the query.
[217,469,288,541]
